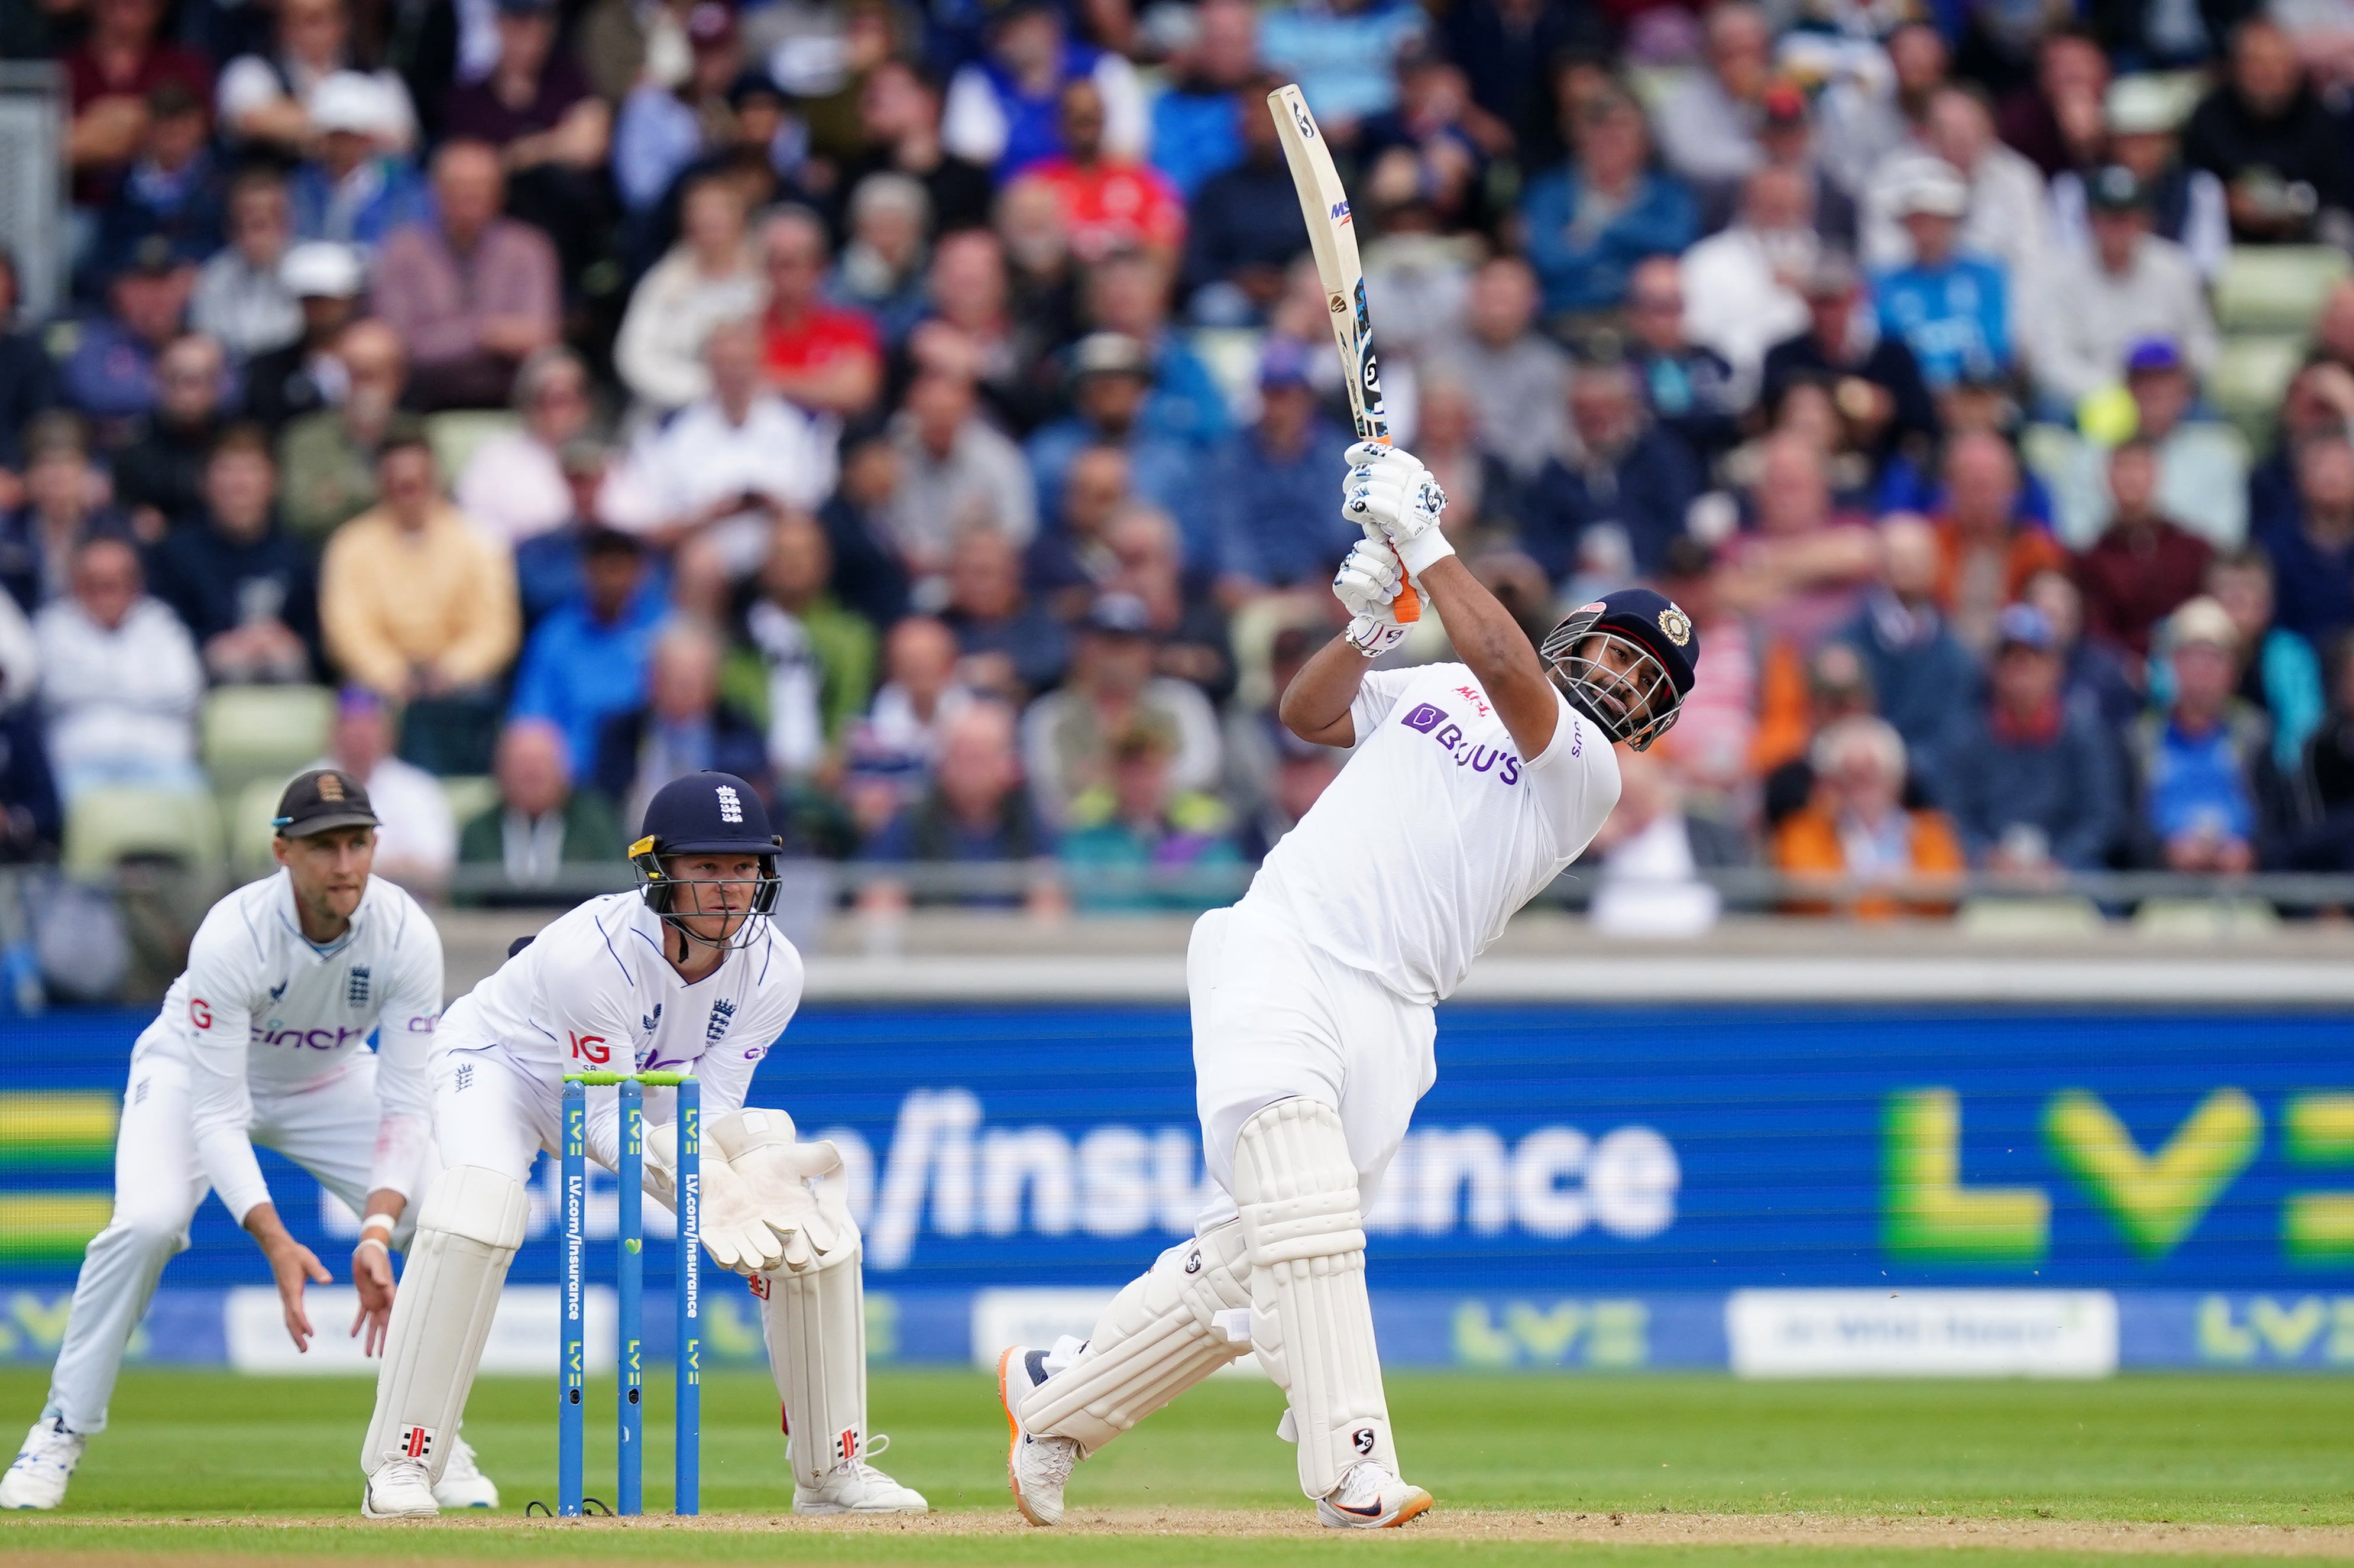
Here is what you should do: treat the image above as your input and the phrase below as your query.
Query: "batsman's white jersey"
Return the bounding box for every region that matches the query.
[35,872,443,1436]
[1194,663,1619,1207]
[430,892,802,1184]
[1249,663,1619,1005]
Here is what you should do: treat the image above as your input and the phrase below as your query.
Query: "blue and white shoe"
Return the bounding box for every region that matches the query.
[0,1417,86,1510]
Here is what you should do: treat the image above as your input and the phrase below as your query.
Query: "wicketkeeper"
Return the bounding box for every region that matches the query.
[358,772,925,1517]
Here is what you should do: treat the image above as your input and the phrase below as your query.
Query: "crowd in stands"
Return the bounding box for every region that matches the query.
[12,0,2354,918]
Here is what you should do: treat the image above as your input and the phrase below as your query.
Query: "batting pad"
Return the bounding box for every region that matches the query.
[360,1165,528,1483]
[760,1236,867,1487]
[1016,1219,1252,1456]
[1233,1097,1395,1498]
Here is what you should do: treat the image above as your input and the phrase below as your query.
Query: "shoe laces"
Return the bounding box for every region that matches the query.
[1025,1430,1078,1488]
[1329,1460,1394,1510]
[16,1420,78,1465]
[441,1435,480,1477]
[829,1433,897,1487]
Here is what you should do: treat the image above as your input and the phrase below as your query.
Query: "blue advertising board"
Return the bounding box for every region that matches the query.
[1,1005,2348,1371]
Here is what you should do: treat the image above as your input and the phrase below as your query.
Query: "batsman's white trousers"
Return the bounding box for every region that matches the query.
[1187,902,1437,1232]
[40,1041,399,1435]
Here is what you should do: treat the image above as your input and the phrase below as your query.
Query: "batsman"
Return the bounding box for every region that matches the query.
[358,772,925,1517]
[999,445,1698,1527]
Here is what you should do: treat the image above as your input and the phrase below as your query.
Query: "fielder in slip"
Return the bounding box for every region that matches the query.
[0,770,487,1512]
[999,443,1698,1528]
[357,770,925,1518]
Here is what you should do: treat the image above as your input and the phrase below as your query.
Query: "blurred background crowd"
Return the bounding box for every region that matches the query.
[10,0,2354,932]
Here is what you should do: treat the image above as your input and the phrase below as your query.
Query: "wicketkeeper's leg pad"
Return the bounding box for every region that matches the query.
[360,1165,528,1483]
[1014,1219,1252,1456]
[759,1234,868,1488]
[1233,1096,1395,1499]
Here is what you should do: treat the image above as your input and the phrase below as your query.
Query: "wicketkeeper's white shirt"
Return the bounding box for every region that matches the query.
[1242,662,1621,1006]
[436,890,801,1123]
[144,870,445,1224]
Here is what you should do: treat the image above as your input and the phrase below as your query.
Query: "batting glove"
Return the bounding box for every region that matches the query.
[1340,440,1453,574]
[708,1107,860,1273]
[1333,536,1409,659]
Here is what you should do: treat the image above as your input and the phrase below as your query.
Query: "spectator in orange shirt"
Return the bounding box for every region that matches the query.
[1933,429,2069,657]
[1772,713,1964,918]
[1027,78,1186,266]
[757,206,885,420]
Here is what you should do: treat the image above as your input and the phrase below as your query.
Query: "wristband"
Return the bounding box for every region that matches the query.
[354,1236,389,1256]
[1396,526,1455,576]
[361,1211,397,1237]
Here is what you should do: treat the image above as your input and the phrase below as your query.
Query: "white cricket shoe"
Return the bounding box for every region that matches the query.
[361,1457,439,1519]
[1316,1460,1433,1529]
[998,1345,1077,1527]
[0,1417,85,1509]
[431,1433,498,1509]
[792,1434,928,1515]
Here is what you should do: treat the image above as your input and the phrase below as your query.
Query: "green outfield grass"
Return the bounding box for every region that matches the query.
[0,1368,2347,1564]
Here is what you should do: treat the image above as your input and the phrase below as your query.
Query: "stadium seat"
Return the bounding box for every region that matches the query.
[441,775,500,831]
[2213,246,2349,335]
[200,685,334,798]
[229,776,288,872]
[2132,898,2279,938]
[1957,896,2104,938]
[425,411,522,484]
[63,788,224,877]
[2210,334,2306,445]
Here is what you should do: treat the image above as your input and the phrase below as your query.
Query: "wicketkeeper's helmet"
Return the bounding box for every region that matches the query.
[629,771,783,950]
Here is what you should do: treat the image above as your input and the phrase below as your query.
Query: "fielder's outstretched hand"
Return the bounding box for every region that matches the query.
[1340,441,1452,573]
[1333,537,1408,658]
[349,1240,396,1356]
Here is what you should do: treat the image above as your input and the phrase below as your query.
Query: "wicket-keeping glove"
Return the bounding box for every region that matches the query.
[707,1107,860,1274]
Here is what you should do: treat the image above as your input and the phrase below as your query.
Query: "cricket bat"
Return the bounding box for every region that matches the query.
[1267,82,1421,623]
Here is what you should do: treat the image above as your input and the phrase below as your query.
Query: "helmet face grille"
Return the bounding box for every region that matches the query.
[632,844,782,952]
[1539,615,1683,751]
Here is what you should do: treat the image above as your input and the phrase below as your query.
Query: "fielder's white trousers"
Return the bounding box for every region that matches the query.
[1187,902,1437,1233]
[41,1039,396,1435]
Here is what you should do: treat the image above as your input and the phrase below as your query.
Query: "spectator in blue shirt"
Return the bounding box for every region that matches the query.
[2256,429,2354,652]
[57,238,195,435]
[1516,354,1701,581]
[510,527,666,779]
[1520,88,1698,319]
[1027,333,1206,566]
[943,524,1068,701]
[1836,514,1984,760]
[1933,603,2120,873]
[1181,79,1312,324]
[1212,341,1356,600]
[1871,161,2010,389]
[1259,0,1427,130]
[858,699,1057,912]
[1087,251,1233,450]
[611,3,742,215]
[2129,595,2284,872]
[143,425,319,683]
[286,72,430,257]
[85,82,224,293]
[1150,0,1257,199]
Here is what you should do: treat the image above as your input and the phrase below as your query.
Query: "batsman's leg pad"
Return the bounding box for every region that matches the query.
[360,1165,528,1483]
[1013,1219,1252,1456]
[1233,1097,1395,1499]
[760,1237,867,1488]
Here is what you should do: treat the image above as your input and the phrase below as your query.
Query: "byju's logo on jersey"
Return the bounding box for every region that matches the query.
[1398,701,1522,786]
[715,785,743,824]
[347,967,371,1007]
[706,997,737,1044]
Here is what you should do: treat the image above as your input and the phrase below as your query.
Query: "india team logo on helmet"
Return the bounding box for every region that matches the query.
[1539,588,1700,752]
